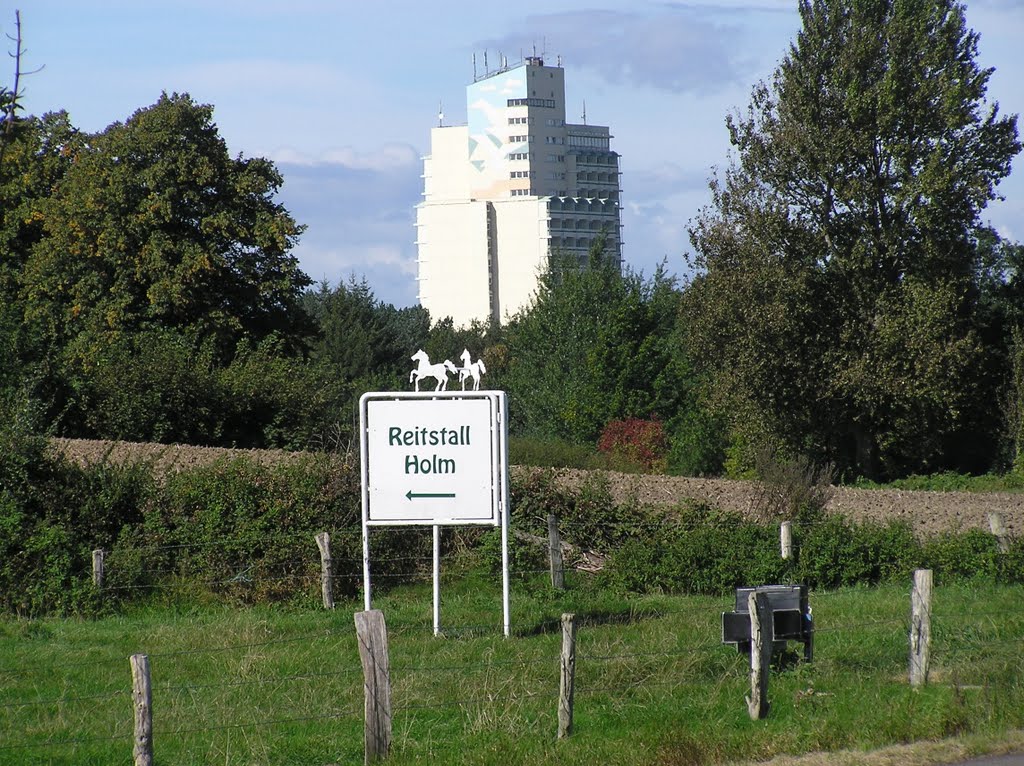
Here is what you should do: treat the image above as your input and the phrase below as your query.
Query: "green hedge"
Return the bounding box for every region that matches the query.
[3,432,1022,616]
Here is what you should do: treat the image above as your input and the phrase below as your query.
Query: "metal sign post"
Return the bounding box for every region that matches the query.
[359,390,510,636]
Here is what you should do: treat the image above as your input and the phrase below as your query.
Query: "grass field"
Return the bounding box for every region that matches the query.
[3,573,1024,765]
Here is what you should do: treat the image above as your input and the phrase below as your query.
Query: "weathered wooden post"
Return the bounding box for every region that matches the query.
[989,512,1010,554]
[558,612,577,739]
[548,514,565,591]
[129,653,153,766]
[780,522,793,560]
[92,548,105,589]
[355,610,392,764]
[909,569,932,688]
[315,532,334,610]
[746,591,771,720]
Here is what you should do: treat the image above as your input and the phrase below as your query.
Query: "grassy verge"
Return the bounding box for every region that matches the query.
[2,575,1023,765]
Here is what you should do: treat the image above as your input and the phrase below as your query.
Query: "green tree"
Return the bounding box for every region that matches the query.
[21,93,313,357]
[686,0,1020,479]
[304,278,432,387]
[501,239,703,458]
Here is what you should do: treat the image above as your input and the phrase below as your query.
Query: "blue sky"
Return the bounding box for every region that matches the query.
[10,0,1024,309]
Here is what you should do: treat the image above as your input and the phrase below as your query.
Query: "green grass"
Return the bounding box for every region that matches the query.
[3,574,1024,765]
[851,471,1024,493]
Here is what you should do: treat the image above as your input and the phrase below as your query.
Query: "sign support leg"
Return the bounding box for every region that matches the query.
[362,522,372,612]
[501,509,510,637]
[500,393,511,638]
[433,525,441,636]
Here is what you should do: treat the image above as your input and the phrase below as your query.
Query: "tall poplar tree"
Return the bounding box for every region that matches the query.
[685,0,1020,479]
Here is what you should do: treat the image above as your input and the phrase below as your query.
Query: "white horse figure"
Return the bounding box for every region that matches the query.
[409,349,457,391]
[458,348,487,391]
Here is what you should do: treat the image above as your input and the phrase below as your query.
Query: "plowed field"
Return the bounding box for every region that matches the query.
[50,438,1024,538]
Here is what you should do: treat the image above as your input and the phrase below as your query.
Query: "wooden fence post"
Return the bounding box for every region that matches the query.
[746,591,771,720]
[548,514,565,591]
[92,549,105,589]
[989,512,1010,554]
[909,569,932,688]
[558,612,577,739]
[780,522,792,560]
[129,653,153,766]
[315,532,334,610]
[355,610,391,764]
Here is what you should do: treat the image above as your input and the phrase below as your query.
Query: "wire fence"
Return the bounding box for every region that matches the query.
[4,510,1024,762]
[4,575,1024,763]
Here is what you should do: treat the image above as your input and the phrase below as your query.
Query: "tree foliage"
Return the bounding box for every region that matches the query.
[498,240,717,471]
[686,0,1021,479]
[21,93,313,356]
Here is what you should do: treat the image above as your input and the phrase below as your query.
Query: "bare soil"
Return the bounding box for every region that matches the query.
[50,438,1024,538]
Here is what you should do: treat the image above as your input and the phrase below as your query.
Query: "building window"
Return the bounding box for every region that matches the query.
[507,97,556,108]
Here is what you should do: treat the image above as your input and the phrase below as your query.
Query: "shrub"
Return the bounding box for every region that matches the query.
[923,530,1001,584]
[751,445,835,522]
[601,505,786,595]
[0,397,154,615]
[598,418,668,472]
[795,515,919,589]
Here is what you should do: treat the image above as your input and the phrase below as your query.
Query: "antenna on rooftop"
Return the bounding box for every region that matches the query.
[582,100,587,125]
[484,50,488,74]
[438,100,444,127]
[473,52,477,80]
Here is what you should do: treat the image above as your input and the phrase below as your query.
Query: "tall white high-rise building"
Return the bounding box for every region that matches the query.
[415,56,622,327]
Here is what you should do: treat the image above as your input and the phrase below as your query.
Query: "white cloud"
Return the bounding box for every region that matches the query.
[480,7,749,95]
[269,144,419,172]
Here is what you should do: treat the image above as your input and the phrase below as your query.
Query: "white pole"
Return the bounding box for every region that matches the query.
[362,523,371,612]
[433,525,441,636]
[360,395,373,612]
[500,394,511,637]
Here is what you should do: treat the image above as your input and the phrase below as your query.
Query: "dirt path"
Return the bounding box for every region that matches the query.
[50,438,1024,538]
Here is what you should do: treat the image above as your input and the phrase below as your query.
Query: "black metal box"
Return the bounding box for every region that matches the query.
[722,584,813,661]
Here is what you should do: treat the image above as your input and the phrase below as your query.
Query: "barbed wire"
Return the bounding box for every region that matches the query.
[0,688,129,709]
[147,628,349,659]
[394,688,548,713]
[392,655,556,674]
[577,641,723,662]
[155,667,364,695]
[158,708,359,736]
[0,730,129,752]
[0,654,127,677]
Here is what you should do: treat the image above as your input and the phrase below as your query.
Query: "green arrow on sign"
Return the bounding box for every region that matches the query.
[405,490,456,501]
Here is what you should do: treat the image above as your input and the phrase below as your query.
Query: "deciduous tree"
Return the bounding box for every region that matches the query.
[21,93,312,357]
[686,0,1020,479]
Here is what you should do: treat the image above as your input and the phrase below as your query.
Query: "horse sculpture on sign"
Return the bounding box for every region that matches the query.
[409,349,457,391]
[458,349,487,391]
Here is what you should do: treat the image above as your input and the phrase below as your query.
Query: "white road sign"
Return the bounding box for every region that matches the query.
[359,391,506,526]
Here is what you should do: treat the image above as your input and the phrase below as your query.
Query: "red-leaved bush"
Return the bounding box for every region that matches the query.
[597,418,668,472]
